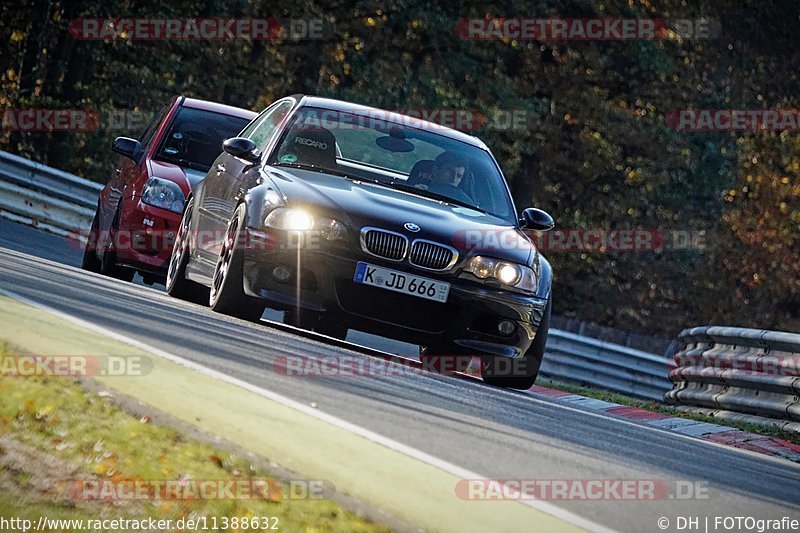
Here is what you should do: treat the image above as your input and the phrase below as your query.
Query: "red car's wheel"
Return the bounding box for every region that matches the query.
[81,203,102,273]
[99,205,134,282]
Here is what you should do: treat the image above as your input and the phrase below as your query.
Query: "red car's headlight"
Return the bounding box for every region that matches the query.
[141,177,185,213]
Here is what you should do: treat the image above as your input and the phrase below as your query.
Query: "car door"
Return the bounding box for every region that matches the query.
[196,98,295,263]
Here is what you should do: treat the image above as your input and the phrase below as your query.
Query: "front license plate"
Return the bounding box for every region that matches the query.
[354,262,450,303]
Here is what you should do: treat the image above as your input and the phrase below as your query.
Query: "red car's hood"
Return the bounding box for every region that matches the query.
[147,159,208,194]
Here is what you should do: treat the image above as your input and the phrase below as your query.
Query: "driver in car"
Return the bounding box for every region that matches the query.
[421,151,473,204]
[431,151,465,186]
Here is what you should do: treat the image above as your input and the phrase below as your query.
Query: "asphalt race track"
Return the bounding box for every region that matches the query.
[1,218,799,532]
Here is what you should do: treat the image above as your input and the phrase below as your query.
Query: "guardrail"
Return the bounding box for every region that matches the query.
[0,150,100,236]
[541,330,674,401]
[665,326,800,422]
[0,149,675,400]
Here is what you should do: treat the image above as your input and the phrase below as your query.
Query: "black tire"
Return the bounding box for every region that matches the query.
[481,297,551,390]
[81,203,102,273]
[99,205,134,282]
[166,198,209,304]
[209,204,265,322]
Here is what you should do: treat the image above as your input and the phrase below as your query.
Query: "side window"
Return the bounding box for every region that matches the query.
[138,103,170,149]
[243,101,294,153]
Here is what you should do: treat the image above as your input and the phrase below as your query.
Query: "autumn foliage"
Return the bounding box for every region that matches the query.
[1,0,797,335]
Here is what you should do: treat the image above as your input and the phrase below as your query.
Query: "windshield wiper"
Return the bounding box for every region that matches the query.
[273,162,355,178]
[387,181,489,213]
[273,162,387,186]
[156,154,208,172]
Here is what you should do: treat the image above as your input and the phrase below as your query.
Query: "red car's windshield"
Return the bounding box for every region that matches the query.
[154,107,251,172]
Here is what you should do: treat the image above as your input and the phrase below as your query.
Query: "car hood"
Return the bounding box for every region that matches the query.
[148,159,208,194]
[265,166,535,265]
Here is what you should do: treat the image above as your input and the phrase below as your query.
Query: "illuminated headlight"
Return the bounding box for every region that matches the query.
[141,177,185,213]
[264,208,346,240]
[264,208,314,231]
[495,263,521,285]
[465,255,538,293]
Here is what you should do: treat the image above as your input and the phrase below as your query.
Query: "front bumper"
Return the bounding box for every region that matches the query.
[242,228,549,358]
[116,197,181,277]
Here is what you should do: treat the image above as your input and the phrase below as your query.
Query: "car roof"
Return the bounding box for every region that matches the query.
[297,96,489,150]
[182,97,257,120]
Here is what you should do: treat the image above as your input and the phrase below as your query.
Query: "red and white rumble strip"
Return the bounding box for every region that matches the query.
[456,357,800,463]
[525,383,800,463]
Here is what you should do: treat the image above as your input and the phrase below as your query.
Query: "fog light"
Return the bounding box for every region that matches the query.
[497,320,516,336]
[272,265,292,282]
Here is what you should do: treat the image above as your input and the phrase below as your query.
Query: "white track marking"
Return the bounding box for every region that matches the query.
[0,286,614,533]
[2,248,799,470]
[3,246,800,470]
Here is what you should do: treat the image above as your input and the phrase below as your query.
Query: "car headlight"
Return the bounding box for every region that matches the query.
[264,208,314,231]
[465,255,538,293]
[141,177,185,213]
[316,217,347,241]
[264,208,347,240]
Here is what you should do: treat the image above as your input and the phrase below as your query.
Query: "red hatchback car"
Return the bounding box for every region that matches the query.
[82,96,256,283]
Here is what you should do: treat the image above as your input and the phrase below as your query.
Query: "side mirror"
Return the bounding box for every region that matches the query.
[111,137,142,161]
[223,137,260,164]
[520,208,554,231]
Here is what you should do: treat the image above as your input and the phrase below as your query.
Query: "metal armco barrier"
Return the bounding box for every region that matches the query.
[541,329,674,402]
[0,149,677,400]
[666,326,800,422]
[0,150,100,236]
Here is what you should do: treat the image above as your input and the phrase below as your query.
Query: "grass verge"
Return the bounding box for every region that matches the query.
[0,341,388,532]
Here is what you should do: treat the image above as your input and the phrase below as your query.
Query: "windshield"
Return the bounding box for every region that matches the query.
[268,106,516,222]
[154,106,251,172]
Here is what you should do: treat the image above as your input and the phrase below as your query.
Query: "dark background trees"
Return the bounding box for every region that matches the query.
[2,0,798,335]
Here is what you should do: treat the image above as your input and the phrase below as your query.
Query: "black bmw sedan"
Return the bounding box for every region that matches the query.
[166,95,555,389]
